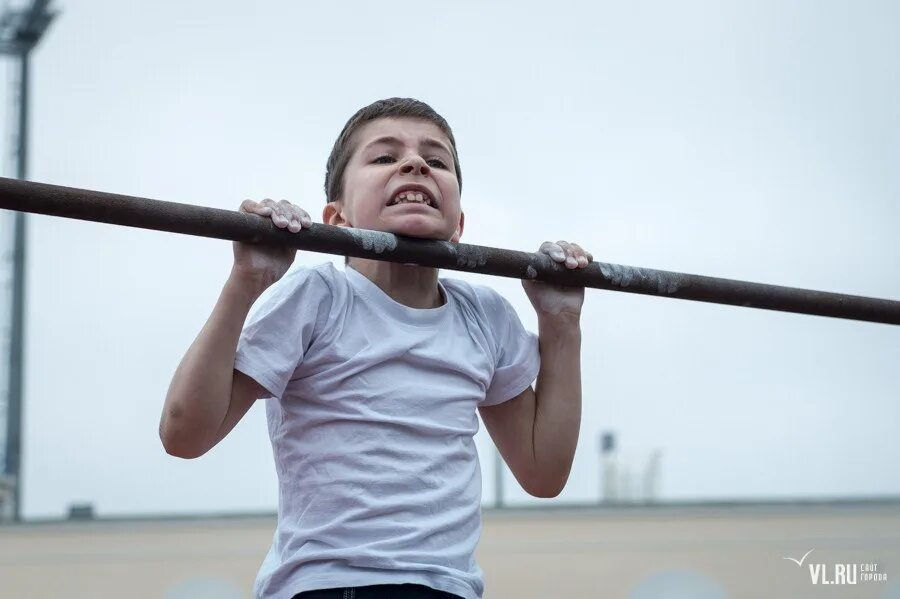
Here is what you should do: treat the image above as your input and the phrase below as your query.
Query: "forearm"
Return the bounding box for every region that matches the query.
[532,314,582,495]
[160,267,266,456]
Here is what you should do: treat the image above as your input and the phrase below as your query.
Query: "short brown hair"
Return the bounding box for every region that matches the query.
[324,97,462,205]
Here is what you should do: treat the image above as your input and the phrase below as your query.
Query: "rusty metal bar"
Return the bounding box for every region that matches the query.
[0,176,897,325]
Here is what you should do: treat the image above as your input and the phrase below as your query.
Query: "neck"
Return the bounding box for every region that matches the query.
[348,258,444,309]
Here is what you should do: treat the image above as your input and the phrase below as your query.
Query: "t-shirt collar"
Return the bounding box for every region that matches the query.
[345,264,452,327]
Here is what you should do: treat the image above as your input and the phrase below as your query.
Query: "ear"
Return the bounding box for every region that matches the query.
[323,201,350,227]
[450,210,465,243]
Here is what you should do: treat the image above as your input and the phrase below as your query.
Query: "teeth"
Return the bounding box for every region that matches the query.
[391,191,433,206]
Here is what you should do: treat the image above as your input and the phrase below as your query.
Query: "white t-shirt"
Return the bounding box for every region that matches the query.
[234,262,540,599]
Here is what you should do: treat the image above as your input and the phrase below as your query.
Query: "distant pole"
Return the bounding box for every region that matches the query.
[599,431,617,504]
[5,48,27,525]
[642,449,662,503]
[494,450,504,508]
[0,0,56,524]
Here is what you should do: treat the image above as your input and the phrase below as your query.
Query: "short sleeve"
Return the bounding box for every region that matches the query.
[234,266,332,399]
[482,292,541,407]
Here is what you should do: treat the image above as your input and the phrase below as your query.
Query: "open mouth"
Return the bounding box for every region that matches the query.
[386,188,438,209]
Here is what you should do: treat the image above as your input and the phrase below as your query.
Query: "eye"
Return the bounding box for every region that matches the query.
[427,158,448,169]
[373,154,396,164]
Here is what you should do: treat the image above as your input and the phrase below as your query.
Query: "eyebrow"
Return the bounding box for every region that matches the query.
[362,135,453,157]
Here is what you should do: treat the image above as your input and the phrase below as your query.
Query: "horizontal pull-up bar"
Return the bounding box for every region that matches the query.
[0,176,897,325]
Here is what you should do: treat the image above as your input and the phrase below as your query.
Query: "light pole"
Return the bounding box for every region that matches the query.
[0,0,56,523]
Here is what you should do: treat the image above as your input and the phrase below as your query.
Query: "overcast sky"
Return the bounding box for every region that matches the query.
[0,0,897,520]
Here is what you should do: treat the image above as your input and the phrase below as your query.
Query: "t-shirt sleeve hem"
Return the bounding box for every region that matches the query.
[480,352,540,407]
[234,355,282,399]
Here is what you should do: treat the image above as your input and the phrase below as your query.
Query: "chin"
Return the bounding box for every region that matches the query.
[386,220,447,240]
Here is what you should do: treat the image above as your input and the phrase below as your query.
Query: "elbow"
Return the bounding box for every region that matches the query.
[162,438,206,460]
[160,431,203,459]
[524,476,566,499]
[528,483,564,499]
[159,413,207,460]
[524,454,576,498]
[524,468,571,498]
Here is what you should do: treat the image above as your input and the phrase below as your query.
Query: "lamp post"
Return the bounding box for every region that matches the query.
[0,0,56,523]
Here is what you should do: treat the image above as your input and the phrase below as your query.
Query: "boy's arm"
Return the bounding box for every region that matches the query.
[480,238,590,498]
[479,313,582,498]
[159,267,268,459]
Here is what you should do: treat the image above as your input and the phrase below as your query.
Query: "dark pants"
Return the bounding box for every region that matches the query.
[292,583,463,599]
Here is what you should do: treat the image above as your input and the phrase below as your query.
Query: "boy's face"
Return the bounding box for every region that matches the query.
[323,117,464,242]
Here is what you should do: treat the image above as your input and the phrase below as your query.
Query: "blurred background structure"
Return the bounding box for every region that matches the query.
[0,1,897,597]
[0,0,55,524]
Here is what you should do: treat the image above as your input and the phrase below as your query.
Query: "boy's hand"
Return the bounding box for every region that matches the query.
[232,198,312,290]
[522,240,593,318]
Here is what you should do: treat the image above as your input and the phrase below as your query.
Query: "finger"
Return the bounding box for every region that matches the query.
[278,201,299,225]
[272,200,306,230]
[569,243,590,267]
[280,203,301,232]
[274,200,290,221]
[290,206,312,228]
[555,241,578,268]
[240,199,273,217]
[285,208,308,231]
[256,198,276,217]
[540,241,566,262]
[272,210,290,228]
[239,199,259,212]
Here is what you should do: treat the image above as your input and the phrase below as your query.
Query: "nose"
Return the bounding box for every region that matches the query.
[399,154,430,177]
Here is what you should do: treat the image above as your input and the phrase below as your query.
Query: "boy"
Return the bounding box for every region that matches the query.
[160,98,592,599]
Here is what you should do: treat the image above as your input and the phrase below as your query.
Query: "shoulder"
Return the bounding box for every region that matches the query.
[279,261,342,292]
[255,261,341,312]
[443,276,512,312]
[441,276,519,335]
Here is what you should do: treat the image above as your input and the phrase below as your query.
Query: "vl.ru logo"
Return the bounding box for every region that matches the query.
[782,549,887,585]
